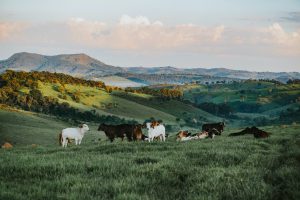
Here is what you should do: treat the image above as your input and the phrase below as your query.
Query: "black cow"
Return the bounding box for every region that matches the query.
[98,124,143,142]
[202,122,225,135]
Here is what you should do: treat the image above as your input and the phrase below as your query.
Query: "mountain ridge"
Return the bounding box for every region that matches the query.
[0,52,124,77]
[0,52,299,83]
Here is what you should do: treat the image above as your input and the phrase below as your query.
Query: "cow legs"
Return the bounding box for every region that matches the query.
[109,136,115,142]
[62,137,67,147]
[149,136,153,142]
[162,134,166,142]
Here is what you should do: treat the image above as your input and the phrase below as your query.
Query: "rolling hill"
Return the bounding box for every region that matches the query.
[0,52,124,77]
[125,67,300,83]
[0,70,224,132]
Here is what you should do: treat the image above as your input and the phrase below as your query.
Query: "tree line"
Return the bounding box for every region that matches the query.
[0,70,136,125]
[125,87,183,100]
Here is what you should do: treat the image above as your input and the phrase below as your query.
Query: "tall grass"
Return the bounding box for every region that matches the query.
[1,125,299,200]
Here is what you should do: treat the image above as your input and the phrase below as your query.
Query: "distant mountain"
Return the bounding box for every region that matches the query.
[1,52,299,84]
[125,67,300,82]
[0,52,124,77]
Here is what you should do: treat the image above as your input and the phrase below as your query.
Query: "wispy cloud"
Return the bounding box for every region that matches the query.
[66,16,225,50]
[1,15,300,59]
[281,12,300,23]
[0,22,27,41]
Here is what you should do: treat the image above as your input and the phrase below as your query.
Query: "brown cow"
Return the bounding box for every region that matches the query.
[176,130,191,140]
[98,124,144,142]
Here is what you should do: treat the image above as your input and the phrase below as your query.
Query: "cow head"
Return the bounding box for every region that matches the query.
[98,123,106,131]
[176,130,189,140]
[80,124,89,132]
[150,121,160,128]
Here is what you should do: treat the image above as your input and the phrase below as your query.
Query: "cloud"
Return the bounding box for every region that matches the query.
[261,23,300,55]
[66,16,225,50]
[65,16,300,57]
[266,23,300,44]
[281,12,300,23]
[0,16,299,60]
[119,15,163,26]
[0,22,26,41]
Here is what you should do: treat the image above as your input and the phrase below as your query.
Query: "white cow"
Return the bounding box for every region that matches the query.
[59,124,89,147]
[146,122,166,142]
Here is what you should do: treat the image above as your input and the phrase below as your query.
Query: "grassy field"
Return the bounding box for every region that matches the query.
[0,108,299,200]
[182,81,300,124]
[19,81,224,127]
[37,83,182,124]
[183,81,300,105]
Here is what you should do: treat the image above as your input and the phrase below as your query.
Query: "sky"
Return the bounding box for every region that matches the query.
[0,0,300,72]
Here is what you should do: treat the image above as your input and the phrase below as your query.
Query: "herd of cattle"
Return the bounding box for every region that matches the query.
[59,121,226,147]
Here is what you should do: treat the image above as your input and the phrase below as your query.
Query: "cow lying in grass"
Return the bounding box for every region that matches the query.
[59,124,89,147]
[229,126,269,138]
[176,130,213,141]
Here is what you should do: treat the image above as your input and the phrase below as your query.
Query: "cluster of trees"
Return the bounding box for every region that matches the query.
[287,79,300,84]
[229,102,261,113]
[0,87,135,124]
[125,87,183,100]
[0,70,106,90]
[280,107,300,123]
[105,85,122,93]
[258,79,283,85]
[0,70,136,125]
[196,102,233,117]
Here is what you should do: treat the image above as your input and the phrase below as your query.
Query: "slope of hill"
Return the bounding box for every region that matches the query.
[0,106,105,145]
[180,80,300,125]
[0,52,124,76]
[0,70,223,130]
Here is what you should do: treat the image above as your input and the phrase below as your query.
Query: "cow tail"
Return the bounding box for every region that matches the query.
[59,132,62,146]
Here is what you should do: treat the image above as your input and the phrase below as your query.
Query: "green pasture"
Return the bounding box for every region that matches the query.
[0,108,299,200]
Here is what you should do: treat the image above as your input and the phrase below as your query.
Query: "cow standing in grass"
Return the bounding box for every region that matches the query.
[59,124,89,147]
[202,122,225,135]
[146,122,166,142]
[98,124,143,142]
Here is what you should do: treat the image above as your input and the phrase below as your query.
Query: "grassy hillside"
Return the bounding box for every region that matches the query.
[184,81,300,105]
[0,107,103,145]
[0,107,299,200]
[182,80,300,124]
[37,83,177,124]
[17,78,222,126]
[113,91,222,123]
